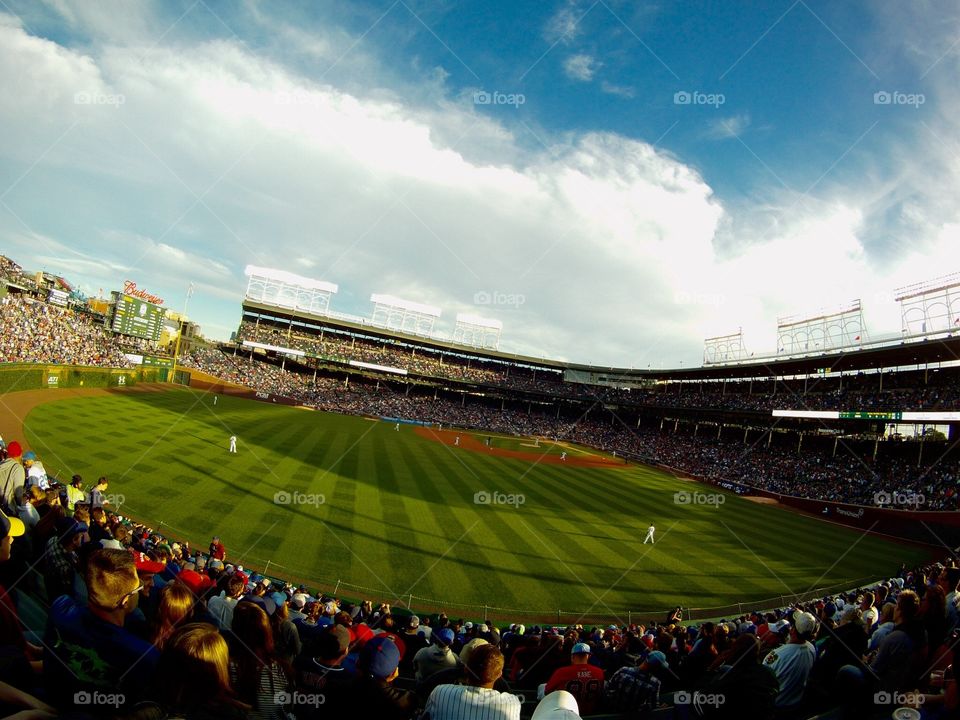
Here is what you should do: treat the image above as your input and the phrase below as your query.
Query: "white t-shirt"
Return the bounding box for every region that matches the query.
[862,606,879,628]
[763,641,816,708]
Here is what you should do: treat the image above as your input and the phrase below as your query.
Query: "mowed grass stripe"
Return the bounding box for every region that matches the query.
[414,442,545,607]
[21,391,936,613]
[518,464,737,603]
[399,437,500,606]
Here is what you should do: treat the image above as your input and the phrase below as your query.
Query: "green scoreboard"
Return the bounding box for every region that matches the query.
[111,292,164,341]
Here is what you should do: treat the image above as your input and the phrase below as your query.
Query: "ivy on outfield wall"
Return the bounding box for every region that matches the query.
[0,363,167,393]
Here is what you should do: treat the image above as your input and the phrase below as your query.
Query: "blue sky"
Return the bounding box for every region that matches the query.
[0,0,957,366]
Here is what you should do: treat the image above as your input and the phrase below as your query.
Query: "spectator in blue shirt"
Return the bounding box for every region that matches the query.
[44,548,159,706]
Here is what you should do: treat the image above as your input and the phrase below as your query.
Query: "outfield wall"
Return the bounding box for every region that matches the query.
[0,362,167,393]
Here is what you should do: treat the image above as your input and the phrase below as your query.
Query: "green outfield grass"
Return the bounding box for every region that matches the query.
[24,388,932,618]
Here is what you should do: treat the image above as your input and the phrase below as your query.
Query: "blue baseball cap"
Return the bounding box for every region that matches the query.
[361,636,401,679]
[571,642,591,655]
[435,628,455,646]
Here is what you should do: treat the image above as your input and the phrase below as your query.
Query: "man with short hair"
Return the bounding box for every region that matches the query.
[544,642,605,715]
[424,643,522,719]
[86,476,109,509]
[763,610,818,714]
[208,572,247,630]
[44,548,159,704]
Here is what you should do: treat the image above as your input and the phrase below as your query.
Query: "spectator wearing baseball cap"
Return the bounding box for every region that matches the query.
[0,510,42,687]
[399,614,429,676]
[413,627,458,683]
[295,624,355,714]
[43,516,87,602]
[355,636,418,719]
[604,649,668,713]
[0,441,25,515]
[44,548,160,704]
[424,643,521,720]
[762,610,819,713]
[269,590,302,665]
[544,642,605,715]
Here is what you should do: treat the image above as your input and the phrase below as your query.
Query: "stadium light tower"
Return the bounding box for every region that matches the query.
[170,283,195,383]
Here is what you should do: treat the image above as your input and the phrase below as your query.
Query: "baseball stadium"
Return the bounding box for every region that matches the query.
[1,252,959,719]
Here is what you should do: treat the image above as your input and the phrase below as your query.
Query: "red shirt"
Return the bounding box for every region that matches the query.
[545,662,605,715]
[210,541,226,560]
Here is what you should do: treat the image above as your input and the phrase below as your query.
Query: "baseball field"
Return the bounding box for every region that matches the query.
[20,386,933,620]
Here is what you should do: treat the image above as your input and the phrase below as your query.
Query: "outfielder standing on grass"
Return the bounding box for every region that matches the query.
[643,524,655,544]
[229,435,237,453]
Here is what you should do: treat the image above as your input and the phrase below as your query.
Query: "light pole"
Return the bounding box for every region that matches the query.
[170,283,195,383]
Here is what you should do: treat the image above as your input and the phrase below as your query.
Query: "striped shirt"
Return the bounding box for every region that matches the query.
[425,684,522,720]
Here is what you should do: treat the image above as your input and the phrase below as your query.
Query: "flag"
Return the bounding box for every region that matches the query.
[855,335,860,341]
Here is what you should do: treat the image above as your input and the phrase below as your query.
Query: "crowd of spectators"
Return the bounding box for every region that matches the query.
[237,320,565,393]
[0,295,132,368]
[2,454,959,719]
[182,347,960,511]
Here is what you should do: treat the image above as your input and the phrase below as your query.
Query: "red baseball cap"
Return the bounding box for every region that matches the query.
[178,569,215,596]
[130,550,166,575]
[5,441,22,458]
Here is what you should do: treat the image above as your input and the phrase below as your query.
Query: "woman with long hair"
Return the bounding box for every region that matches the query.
[153,623,247,720]
[151,582,196,651]
[227,601,292,720]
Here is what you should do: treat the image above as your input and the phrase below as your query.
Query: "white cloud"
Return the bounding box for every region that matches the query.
[1,5,959,367]
[563,53,600,82]
[544,1,586,45]
[600,81,634,98]
[704,113,751,140]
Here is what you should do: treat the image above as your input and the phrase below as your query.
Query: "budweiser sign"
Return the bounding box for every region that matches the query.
[123,280,164,306]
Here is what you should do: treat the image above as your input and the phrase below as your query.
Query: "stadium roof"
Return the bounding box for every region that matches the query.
[242,299,960,380]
